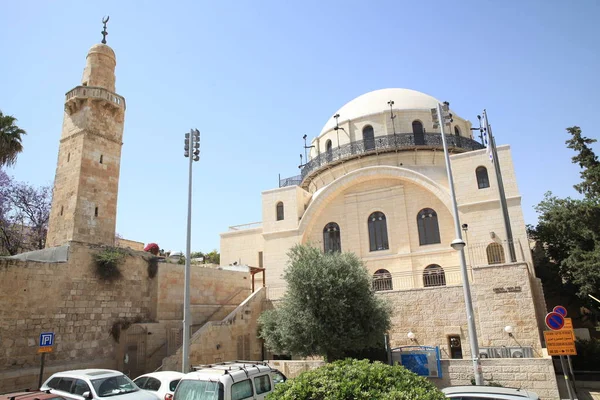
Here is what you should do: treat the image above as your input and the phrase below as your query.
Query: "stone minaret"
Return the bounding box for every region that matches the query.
[45,42,126,248]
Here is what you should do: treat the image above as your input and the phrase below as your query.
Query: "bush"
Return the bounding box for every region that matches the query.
[93,247,126,281]
[573,339,600,371]
[266,359,445,400]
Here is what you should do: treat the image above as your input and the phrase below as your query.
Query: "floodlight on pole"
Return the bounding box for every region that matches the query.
[182,128,200,373]
[435,103,484,385]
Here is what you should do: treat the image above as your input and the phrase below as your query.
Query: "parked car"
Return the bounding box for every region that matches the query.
[442,385,540,400]
[168,361,286,400]
[39,369,159,399]
[2,390,68,400]
[133,371,185,400]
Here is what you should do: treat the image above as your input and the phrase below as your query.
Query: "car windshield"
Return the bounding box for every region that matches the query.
[175,380,223,400]
[91,375,138,397]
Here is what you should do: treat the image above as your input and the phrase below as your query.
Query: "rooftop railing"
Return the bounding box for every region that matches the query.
[65,86,126,110]
[280,132,484,187]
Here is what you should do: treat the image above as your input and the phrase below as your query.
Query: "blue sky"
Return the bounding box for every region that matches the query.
[1,0,598,253]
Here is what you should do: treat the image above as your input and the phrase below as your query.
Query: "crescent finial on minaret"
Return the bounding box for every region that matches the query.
[101,16,110,44]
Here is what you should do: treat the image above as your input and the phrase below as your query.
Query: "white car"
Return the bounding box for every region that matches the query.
[40,369,159,400]
[442,385,540,400]
[133,371,185,400]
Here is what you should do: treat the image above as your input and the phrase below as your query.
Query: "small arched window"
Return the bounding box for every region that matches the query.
[417,208,441,245]
[486,243,505,265]
[363,125,375,151]
[368,211,389,251]
[323,222,341,253]
[373,269,393,291]
[423,264,446,287]
[276,202,284,221]
[476,166,490,189]
[454,126,461,137]
[412,120,425,145]
[325,139,333,162]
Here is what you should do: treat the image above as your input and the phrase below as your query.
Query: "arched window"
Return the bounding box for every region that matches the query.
[325,139,333,162]
[323,222,341,253]
[276,202,284,221]
[412,120,425,145]
[454,126,461,137]
[423,264,446,287]
[417,208,441,245]
[363,125,375,151]
[373,269,393,291]
[486,243,505,265]
[368,211,389,251]
[476,166,490,189]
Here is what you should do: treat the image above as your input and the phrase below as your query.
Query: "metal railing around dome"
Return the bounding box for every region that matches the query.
[279,132,484,188]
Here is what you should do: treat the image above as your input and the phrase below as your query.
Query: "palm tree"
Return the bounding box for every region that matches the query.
[0,110,26,167]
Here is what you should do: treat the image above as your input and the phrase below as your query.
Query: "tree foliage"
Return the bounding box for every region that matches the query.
[266,359,445,400]
[0,110,26,167]
[258,244,391,361]
[0,171,51,255]
[531,127,600,300]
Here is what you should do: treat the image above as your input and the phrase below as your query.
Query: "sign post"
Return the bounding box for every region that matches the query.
[546,306,575,400]
[38,332,54,389]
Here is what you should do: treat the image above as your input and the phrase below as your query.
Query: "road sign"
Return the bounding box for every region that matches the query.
[563,318,573,330]
[545,312,565,330]
[39,332,54,347]
[38,346,53,354]
[553,305,568,317]
[544,330,577,356]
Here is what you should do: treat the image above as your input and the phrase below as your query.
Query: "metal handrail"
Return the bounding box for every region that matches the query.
[280,132,484,187]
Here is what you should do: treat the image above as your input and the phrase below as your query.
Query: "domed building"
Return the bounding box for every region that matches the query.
[220,88,558,396]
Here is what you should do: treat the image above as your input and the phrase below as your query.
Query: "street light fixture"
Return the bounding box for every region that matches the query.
[433,102,484,385]
[182,128,200,373]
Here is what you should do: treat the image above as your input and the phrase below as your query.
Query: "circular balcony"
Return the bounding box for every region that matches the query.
[64,86,126,115]
[280,132,485,188]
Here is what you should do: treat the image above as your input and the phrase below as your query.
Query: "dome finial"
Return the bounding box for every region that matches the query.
[101,15,110,44]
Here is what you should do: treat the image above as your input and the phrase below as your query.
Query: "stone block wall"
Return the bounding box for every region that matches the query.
[435,359,559,400]
[162,288,266,371]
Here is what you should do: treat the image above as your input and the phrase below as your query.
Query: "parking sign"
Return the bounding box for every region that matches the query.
[39,332,54,347]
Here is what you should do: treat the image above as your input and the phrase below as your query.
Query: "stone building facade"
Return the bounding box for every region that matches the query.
[46,43,125,248]
[221,88,559,398]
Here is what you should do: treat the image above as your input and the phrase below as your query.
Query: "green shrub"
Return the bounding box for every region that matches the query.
[93,247,126,281]
[573,339,600,371]
[266,358,445,399]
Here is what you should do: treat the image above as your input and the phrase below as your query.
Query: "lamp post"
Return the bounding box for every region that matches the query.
[433,102,484,385]
[182,128,200,373]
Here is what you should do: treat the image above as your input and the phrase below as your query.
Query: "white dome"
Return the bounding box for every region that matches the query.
[319,88,441,135]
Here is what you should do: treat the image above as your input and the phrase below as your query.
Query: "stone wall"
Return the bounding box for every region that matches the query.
[435,359,559,400]
[162,288,266,371]
[380,262,543,358]
[0,242,253,393]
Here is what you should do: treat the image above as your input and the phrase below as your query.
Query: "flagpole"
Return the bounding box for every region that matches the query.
[482,110,516,262]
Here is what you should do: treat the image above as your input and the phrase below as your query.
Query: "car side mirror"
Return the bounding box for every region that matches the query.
[82,391,93,399]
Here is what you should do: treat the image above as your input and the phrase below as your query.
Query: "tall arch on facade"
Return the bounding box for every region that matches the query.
[412,120,425,145]
[417,208,441,245]
[368,211,389,251]
[323,222,341,253]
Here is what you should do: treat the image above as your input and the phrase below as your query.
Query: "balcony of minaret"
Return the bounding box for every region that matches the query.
[64,86,126,116]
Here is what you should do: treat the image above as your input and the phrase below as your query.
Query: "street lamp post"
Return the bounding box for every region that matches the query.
[182,128,200,373]
[434,103,484,385]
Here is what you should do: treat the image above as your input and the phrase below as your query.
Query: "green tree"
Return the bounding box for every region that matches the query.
[266,359,445,400]
[258,244,391,361]
[531,127,600,300]
[0,110,26,167]
[205,249,220,264]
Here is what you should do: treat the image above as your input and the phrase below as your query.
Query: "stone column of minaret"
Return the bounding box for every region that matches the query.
[45,38,126,248]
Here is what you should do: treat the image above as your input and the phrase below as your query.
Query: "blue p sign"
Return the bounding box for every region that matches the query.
[39,332,54,347]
